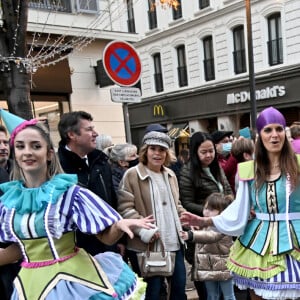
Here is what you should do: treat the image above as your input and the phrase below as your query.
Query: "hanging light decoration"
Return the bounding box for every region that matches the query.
[0,0,179,74]
[149,0,180,10]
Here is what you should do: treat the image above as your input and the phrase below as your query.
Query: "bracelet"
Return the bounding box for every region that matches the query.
[187,230,193,242]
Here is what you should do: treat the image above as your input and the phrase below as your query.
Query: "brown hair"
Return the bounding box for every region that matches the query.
[58,111,93,145]
[204,192,233,213]
[255,134,300,190]
[231,138,254,163]
[139,144,173,167]
[290,124,300,139]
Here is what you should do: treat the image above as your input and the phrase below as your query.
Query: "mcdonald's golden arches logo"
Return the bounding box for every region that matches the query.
[153,104,165,117]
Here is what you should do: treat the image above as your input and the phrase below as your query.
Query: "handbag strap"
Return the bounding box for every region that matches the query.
[146,237,166,257]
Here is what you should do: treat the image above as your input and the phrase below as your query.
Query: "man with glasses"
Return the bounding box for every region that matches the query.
[58,111,118,255]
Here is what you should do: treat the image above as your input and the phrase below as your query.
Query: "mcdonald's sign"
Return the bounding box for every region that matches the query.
[153,104,165,117]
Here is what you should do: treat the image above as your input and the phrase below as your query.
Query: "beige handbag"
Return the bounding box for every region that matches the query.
[137,237,176,278]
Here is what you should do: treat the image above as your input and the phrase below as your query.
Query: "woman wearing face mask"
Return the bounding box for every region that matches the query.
[108,143,139,193]
[179,131,233,299]
[211,130,233,170]
[108,143,140,268]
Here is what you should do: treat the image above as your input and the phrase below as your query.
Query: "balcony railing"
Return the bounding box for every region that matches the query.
[203,58,215,81]
[154,73,163,92]
[268,38,283,66]
[148,10,157,30]
[29,0,72,12]
[177,66,188,87]
[233,49,246,74]
[172,7,182,20]
[127,18,136,33]
[199,0,210,9]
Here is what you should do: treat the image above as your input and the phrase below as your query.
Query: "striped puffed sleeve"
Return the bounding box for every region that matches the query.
[70,185,122,234]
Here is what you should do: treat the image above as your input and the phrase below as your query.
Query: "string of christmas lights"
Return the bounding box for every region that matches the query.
[0,0,179,74]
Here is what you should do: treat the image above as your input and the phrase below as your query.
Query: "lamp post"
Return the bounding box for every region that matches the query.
[245,0,257,131]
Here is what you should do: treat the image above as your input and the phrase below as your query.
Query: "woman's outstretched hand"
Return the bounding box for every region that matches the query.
[117,215,155,239]
[180,212,209,228]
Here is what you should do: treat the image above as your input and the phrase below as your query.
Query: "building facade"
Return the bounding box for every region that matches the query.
[2,0,299,148]
[128,0,300,148]
[1,0,139,146]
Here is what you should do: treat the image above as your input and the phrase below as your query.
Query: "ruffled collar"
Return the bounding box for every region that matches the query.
[0,174,77,213]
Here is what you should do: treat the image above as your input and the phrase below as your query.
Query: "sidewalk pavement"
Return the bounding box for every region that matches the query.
[186,286,248,300]
[185,261,249,300]
[186,287,198,300]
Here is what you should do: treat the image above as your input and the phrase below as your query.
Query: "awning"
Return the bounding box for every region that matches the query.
[167,123,189,139]
[31,57,72,94]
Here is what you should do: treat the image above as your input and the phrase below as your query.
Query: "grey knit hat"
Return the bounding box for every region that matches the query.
[142,131,172,149]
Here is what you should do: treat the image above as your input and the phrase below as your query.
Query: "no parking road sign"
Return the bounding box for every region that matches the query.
[103,41,142,87]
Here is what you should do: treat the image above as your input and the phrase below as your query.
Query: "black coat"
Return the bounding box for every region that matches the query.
[58,143,118,255]
[179,162,232,216]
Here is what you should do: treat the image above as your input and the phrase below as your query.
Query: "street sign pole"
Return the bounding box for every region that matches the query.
[123,103,132,143]
[103,40,142,143]
[245,0,257,132]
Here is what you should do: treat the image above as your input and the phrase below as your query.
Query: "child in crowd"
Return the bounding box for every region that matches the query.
[230,138,254,193]
[181,193,235,300]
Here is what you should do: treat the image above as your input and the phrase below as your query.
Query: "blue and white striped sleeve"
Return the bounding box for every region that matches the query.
[71,186,122,234]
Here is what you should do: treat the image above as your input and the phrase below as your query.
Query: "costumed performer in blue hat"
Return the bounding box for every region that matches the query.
[0,109,155,300]
[180,106,300,300]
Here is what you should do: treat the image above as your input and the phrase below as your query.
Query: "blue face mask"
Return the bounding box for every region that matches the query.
[221,142,232,156]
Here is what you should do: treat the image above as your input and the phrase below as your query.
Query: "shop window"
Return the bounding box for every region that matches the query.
[203,36,215,81]
[94,60,114,87]
[176,45,188,87]
[127,0,136,33]
[233,25,246,74]
[172,0,182,20]
[153,53,164,92]
[267,12,283,66]
[199,0,210,9]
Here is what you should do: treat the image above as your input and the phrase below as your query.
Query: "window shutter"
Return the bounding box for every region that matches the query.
[94,60,114,87]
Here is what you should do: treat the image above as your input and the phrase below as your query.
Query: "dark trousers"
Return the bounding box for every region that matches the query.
[0,263,20,300]
[144,248,187,300]
[194,280,207,300]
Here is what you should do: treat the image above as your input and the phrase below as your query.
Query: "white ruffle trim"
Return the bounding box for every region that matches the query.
[236,283,300,299]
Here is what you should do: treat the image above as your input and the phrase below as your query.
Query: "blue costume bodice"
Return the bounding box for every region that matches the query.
[239,166,300,255]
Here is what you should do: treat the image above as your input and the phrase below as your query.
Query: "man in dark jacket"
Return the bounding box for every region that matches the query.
[57,111,118,255]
